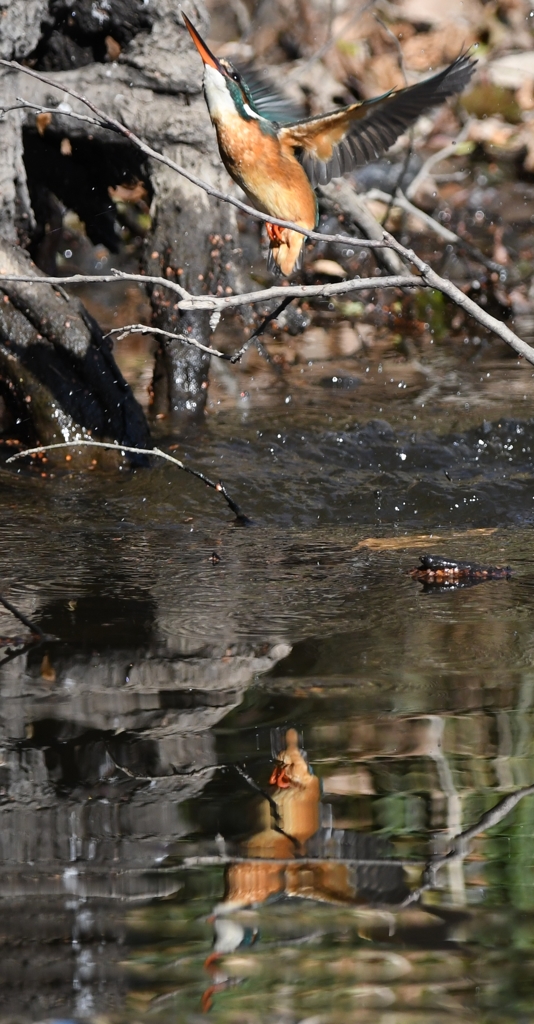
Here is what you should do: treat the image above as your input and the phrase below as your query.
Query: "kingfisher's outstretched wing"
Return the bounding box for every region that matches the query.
[236,64,305,124]
[278,53,476,187]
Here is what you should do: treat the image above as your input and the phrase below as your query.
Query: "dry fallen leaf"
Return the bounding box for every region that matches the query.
[402,27,476,71]
[36,111,52,135]
[398,0,478,27]
[336,321,362,356]
[517,121,534,172]
[105,35,121,61]
[60,137,72,156]
[310,259,347,278]
[468,116,518,150]
[367,52,406,93]
[354,528,497,551]
[492,225,509,265]
[516,77,534,112]
[108,180,148,204]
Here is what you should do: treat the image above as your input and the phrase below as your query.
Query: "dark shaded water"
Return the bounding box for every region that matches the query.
[2,345,534,1023]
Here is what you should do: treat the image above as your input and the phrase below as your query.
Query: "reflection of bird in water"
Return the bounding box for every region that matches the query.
[205,915,259,966]
[183,14,476,276]
[201,726,408,1010]
[202,915,258,1012]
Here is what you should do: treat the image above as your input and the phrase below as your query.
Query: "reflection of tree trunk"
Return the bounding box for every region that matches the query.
[0,632,290,893]
[0,0,242,436]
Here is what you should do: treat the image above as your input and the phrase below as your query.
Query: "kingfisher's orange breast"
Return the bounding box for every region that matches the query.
[213,114,317,231]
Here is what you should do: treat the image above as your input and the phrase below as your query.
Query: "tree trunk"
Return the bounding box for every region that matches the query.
[0,0,241,437]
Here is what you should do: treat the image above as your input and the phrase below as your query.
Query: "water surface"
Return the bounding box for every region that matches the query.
[1,341,534,1023]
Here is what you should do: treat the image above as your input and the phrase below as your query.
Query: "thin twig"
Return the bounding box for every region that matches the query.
[234,764,299,849]
[5,440,249,522]
[6,96,104,129]
[106,302,294,365]
[0,594,47,639]
[406,123,472,199]
[105,745,219,782]
[367,187,465,246]
[2,263,531,364]
[383,143,414,231]
[230,295,293,364]
[366,188,506,275]
[403,782,534,905]
[373,14,407,84]
[0,59,462,256]
[182,854,421,867]
[384,231,533,362]
[106,323,228,359]
[0,271,189,300]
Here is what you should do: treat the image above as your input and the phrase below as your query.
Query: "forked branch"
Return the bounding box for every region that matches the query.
[403,782,534,905]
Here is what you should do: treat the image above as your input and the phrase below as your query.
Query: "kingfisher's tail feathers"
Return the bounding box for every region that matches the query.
[280,51,477,188]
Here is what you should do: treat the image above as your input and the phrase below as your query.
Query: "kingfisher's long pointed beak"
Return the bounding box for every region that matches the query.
[182,13,223,73]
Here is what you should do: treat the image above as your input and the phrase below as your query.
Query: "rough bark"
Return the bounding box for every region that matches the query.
[0,1,50,61]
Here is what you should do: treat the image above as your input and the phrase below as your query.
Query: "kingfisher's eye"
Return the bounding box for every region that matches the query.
[231,71,240,82]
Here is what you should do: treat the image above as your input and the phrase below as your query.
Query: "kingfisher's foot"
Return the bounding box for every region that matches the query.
[266,222,285,244]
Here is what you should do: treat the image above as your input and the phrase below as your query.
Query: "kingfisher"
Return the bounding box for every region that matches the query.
[183,15,476,276]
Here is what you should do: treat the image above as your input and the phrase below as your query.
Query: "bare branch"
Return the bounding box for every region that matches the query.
[0,270,190,299]
[105,323,229,359]
[109,267,189,299]
[0,270,421,307]
[406,122,472,199]
[366,187,460,244]
[404,782,534,905]
[6,440,249,522]
[181,854,421,867]
[2,261,533,364]
[384,231,533,363]
[108,298,296,365]
[366,186,506,275]
[0,594,47,639]
[230,295,293,364]
[0,59,445,254]
[10,96,104,129]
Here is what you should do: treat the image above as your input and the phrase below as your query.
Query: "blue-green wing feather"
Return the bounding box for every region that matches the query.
[236,64,305,124]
